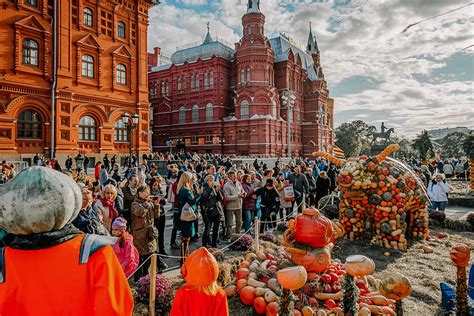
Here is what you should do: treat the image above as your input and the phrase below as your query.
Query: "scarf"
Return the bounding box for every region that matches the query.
[129,187,138,195]
[7,224,82,250]
[101,198,119,220]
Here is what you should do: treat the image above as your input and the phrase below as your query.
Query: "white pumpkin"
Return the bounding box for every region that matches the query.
[0,166,82,235]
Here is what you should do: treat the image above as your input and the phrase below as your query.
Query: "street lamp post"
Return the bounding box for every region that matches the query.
[121,112,139,168]
[316,106,327,151]
[281,90,297,158]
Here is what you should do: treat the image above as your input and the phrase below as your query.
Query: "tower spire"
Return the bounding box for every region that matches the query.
[202,21,213,44]
[247,0,260,13]
[307,21,319,53]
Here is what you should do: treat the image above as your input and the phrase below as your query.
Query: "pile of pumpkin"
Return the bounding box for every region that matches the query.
[225,247,412,315]
[330,145,429,249]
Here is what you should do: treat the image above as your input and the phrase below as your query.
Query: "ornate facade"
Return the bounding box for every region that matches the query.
[0,0,157,162]
[149,0,335,157]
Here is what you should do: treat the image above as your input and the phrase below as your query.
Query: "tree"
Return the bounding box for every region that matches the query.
[411,130,435,161]
[461,131,474,159]
[335,120,376,157]
[439,132,467,157]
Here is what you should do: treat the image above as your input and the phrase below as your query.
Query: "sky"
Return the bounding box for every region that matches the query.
[147,0,474,137]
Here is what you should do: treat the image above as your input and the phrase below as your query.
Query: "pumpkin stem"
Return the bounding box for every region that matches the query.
[342,274,359,315]
[455,266,469,315]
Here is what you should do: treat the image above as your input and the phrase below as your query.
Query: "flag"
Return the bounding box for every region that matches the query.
[332,145,345,158]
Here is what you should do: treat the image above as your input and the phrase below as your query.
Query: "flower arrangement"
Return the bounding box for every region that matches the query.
[229,233,254,251]
[136,274,173,312]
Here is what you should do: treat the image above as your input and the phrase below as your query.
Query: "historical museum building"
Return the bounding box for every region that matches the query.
[148,0,335,157]
[0,0,157,162]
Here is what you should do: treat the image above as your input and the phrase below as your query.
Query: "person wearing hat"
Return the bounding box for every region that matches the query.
[171,247,229,316]
[111,217,139,278]
[0,167,133,315]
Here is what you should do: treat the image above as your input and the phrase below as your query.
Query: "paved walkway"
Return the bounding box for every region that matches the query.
[445,205,473,220]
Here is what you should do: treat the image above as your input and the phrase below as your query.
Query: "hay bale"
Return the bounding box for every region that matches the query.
[217,263,233,287]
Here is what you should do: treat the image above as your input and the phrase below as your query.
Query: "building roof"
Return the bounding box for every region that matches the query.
[269,34,319,80]
[169,32,235,65]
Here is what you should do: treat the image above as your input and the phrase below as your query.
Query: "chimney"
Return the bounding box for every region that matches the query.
[148,46,161,69]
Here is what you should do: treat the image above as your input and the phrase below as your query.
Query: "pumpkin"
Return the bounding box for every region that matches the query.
[302,306,315,316]
[236,268,250,281]
[225,285,237,297]
[378,273,412,301]
[286,245,332,273]
[277,265,308,290]
[450,244,471,267]
[240,260,250,268]
[236,279,248,293]
[344,208,356,218]
[380,222,393,234]
[266,302,280,316]
[382,192,393,202]
[303,208,320,216]
[253,296,267,314]
[368,194,382,205]
[183,247,219,286]
[0,167,82,235]
[344,255,375,277]
[294,211,334,248]
[264,290,278,303]
[240,286,256,306]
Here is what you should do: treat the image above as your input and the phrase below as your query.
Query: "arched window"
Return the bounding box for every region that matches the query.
[179,106,186,124]
[161,81,165,95]
[117,21,126,38]
[17,109,42,139]
[247,25,252,35]
[240,69,245,83]
[240,100,249,119]
[22,39,38,66]
[165,80,169,96]
[272,100,277,117]
[195,74,200,90]
[116,64,126,84]
[192,104,199,123]
[114,119,128,142]
[205,103,213,121]
[79,115,97,141]
[210,71,214,88]
[83,8,93,27]
[191,75,195,91]
[81,54,94,78]
[204,73,209,89]
[246,67,251,82]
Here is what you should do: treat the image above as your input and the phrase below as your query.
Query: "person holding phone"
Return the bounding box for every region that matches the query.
[428,173,450,212]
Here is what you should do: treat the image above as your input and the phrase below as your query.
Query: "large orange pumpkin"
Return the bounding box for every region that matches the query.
[285,245,332,273]
[378,274,412,301]
[266,302,280,316]
[294,208,334,248]
[182,247,219,286]
[236,268,250,281]
[240,286,257,306]
[345,255,375,277]
[277,265,308,290]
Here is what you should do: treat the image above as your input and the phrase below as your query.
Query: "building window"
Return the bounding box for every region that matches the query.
[191,133,198,144]
[204,73,209,89]
[205,103,213,121]
[240,69,245,83]
[178,78,182,93]
[179,106,186,124]
[195,74,200,90]
[83,8,93,27]
[81,54,94,78]
[25,0,37,6]
[240,100,249,119]
[117,21,126,38]
[161,81,165,96]
[116,64,126,84]
[114,119,128,142]
[272,100,277,117]
[22,39,39,66]
[205,131,212,143]
[247,25,252,35]
[246,67,251,82]
[79,115,97,141]
[192,104,199,123]
[191,75,195,91]
[165,80,169,96]
[210,71,214,88]
[17,110,41,139]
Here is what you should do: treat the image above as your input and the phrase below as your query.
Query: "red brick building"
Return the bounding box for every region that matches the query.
[149,0,335,157]
[0,0,157,162]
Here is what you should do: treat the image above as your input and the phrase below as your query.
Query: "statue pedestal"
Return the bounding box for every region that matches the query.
[370,144,387,156]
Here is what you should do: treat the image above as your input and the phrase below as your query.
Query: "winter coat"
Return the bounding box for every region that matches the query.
[288,173,309,195]
[170,285,229,316]
[316,176,331,198]
[255,187,280,212]
[122,185,137,212]
[99,169,109,186]
[131,196,160,256]
[276,183,293,209]
[72,206,109,236]
[201,184,224,220]
[93,199,117,232]
[223,180,244,211]
[241,183,257,212]
[305,173,317,192]
[111,234,139,277]
[177,187,200,238]
[443,163,454,176]
[428,180,450,202]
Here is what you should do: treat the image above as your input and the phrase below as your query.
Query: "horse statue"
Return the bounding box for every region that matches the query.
[372,128,394,144]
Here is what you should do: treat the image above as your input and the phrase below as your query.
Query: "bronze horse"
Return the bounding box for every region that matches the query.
[372,128,394,144]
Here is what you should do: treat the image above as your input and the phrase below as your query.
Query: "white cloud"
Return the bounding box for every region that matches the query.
[147,0,474,136]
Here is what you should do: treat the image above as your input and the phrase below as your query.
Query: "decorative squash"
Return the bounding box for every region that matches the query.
[286,245,332,273]
[450,244,471,267]
[225,285,237,297]
[380,222,393,234]
[294,211,334,248]
[382,192,393,202]
[240,286,257,306]
[344,255,375,277]
[236,279,248,293]
[277,265,308,290]
[302,306,315,316]
[344,208,356,218]
[183,247,219,286]
[266,301,280,316]
[378,274,412,301]
[368,194,382,205]
[253,296,267,314]
[303,208,320,216]
[0,167,82,235]
[236,268,250,281]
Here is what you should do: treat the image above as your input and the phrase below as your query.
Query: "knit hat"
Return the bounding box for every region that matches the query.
[112,217,127,231]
